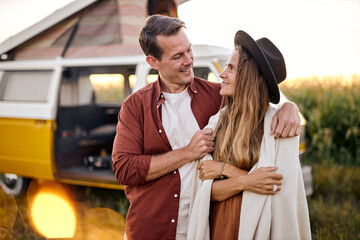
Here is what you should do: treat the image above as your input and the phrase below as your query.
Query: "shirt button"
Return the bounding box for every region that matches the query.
[194,90,197,93]
[174,194,178,198]
[156,105,160,108]
[159,129,162,133]
[173,171,177,174]
[171,219,175,223]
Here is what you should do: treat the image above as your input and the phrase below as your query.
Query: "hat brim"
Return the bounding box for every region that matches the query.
[234,31,280,104]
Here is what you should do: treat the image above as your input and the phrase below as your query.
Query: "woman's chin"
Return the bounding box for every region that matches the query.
[219,89,233,97]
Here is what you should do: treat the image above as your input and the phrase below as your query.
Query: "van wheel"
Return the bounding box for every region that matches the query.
[0,174,29,197]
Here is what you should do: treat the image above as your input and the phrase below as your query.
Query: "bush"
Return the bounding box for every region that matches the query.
[281,75,360,165]
[308,162,360,239]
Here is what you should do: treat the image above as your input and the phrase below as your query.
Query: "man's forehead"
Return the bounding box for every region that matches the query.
[157,30,191,56]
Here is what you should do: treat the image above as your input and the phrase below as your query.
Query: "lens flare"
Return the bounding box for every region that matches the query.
[29,182,76,239]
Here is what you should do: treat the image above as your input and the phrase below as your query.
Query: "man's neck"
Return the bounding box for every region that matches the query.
[160,81,189,94]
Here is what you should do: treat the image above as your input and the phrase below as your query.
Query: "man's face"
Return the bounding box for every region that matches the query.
[155,29,194,93]
[219,49,239,97]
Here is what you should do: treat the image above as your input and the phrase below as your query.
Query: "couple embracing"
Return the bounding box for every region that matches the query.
[112,15,311,240]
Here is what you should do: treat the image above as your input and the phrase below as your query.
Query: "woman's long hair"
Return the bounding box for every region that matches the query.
[213,46,270,170]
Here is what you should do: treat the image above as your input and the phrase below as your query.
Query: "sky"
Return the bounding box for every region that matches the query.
[0,0,359,79]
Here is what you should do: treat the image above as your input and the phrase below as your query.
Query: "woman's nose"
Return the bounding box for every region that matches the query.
[219,70,226,79]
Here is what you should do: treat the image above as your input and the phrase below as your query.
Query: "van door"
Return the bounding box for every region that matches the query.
[0,68,60,180]
[54,65,136,186]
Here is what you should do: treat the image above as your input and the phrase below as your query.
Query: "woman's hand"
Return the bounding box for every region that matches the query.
[241,166,283,195]
[197,160,222,181]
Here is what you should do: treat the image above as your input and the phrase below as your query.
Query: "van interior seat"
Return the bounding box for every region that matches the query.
[56,105,116,155]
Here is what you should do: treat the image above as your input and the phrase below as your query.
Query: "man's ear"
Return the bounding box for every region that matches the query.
[146,55,160,70]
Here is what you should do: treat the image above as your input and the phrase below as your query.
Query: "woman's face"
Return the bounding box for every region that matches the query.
[219,49,239,97]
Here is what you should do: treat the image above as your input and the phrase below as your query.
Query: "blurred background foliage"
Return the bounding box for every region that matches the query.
[281,75,360,166]
[281,74,360,239]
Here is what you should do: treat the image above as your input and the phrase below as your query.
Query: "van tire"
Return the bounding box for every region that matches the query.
[0,174,29,197]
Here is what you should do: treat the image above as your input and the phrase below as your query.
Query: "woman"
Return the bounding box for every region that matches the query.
[187,31,311,240]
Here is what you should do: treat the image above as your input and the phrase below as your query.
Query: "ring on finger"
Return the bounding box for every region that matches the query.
[272,185,277,192]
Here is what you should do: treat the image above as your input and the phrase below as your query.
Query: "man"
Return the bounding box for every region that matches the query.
[112,15,300,240]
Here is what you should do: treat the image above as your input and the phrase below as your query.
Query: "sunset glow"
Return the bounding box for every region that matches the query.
[90,74,124,87]
[31,191,76,238]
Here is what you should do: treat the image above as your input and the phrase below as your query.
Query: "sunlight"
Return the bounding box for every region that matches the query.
[31,191,76,238]
[207,72,218,83]
[147,74,158,84]
[28,181,77,239]
[90,74,125,88]
[129,74,137,89]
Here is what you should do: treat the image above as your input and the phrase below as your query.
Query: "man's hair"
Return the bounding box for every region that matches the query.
[139,15,185,60]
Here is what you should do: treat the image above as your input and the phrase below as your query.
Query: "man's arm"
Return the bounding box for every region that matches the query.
[271,101,301,138]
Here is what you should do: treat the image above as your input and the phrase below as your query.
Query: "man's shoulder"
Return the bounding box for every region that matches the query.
[123,82,157,106]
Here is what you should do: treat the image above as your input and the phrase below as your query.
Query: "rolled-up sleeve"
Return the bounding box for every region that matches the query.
[112,99,151,185]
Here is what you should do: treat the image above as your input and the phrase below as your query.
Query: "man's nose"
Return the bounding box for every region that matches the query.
[184,52,193,65]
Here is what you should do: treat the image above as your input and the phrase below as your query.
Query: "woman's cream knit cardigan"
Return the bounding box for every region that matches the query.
[187,107,311,240]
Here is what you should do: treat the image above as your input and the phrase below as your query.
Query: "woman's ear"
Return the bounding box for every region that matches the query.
[146,55,159,70]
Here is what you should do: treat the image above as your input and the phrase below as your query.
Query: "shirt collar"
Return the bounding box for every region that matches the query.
[155,76,199,102]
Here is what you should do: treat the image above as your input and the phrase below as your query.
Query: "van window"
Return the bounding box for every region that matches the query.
[0,70,52,102]
[89,74,126,103]
[147,69,158,84]
[60,65,136,106]
[193,67,219,83]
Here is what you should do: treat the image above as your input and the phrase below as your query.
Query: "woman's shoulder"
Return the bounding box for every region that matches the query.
[206,108,224,131]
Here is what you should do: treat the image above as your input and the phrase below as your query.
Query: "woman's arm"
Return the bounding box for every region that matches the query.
[211,167,283,201]
[197,160,248,180]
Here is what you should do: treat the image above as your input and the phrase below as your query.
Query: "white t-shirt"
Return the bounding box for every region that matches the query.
[161,88,199,240]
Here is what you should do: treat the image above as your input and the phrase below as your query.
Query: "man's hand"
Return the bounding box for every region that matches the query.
[271,102,301,138]
[185,128,214,160]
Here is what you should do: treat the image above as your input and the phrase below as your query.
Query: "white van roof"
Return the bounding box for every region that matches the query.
[0,0,97,55]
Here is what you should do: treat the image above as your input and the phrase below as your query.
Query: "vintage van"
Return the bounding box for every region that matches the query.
[0,44,309,197]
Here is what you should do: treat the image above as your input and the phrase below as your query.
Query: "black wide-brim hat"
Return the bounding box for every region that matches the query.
[234,30,286,104]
